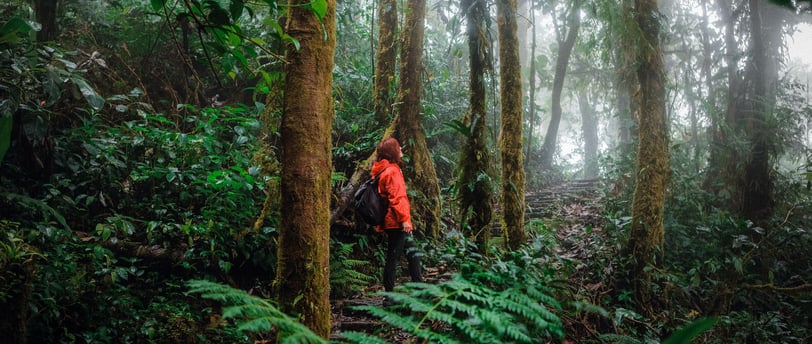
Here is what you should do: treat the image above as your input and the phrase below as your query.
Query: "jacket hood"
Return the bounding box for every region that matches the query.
[371,159,398,176]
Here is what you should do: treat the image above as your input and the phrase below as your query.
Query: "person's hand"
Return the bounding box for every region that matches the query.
[402,222,413,233]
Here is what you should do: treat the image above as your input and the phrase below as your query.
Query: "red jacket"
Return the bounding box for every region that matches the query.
[371,159,412,231]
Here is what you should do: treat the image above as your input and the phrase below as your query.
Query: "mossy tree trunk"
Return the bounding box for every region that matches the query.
[539,0,581,171]
[393,0,442,239]
[373,0,398,124]
[274,0,336,338]
[457,0,494,250]
[626,0,669,316]
[496,0,527,250]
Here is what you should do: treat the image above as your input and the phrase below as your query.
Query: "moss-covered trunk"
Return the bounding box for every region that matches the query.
[627,0,668,316]
[457,0,494,250]
[274,0,336,338]
[373,0,398,125]
[497,0,526,250]
[393,0,442,239]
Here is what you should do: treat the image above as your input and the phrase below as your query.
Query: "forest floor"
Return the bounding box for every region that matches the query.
[329,179,608,342]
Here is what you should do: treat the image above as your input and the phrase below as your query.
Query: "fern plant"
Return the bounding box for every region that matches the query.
[186,280,327,344]
[330,239,377,298]
[350,241,566,344]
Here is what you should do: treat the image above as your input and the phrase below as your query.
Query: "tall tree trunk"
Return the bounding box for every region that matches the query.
[275,0,336,337]
[393,0,442,239]
[705,0,741,193]
[458,0,494,250]
[373,0,398,124]
[610,0,641,196]
[497,0,527,250]
[739,0,780,223]
[517,0,531,68]
[539,0,581,171]
[35,0,58,42]
[578,89,599,179]
[680,33,701,171]
[627,0,668,317]
[698,0,718,178]
[525,7,538,178]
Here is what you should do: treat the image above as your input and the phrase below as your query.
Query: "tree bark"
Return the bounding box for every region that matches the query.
[540,0,581,171]
[393,0,442,239]
[627,0,669,317]
[704,0,741,193]
[738,0,779,223]
[458,0,494,250]
[525,7,538,179]
[578,89,599,179]
[35,0,58,42]
[609,0,641,197]
[497,0,527,250]
[373,0,398,124]
[274,0,336,337]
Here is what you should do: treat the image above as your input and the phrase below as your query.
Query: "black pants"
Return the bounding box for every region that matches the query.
[383,229,423,291]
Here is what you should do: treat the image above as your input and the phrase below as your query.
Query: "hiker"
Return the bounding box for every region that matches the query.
[371,137,423,301]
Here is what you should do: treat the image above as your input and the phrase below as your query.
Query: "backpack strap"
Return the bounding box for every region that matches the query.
[372,166,389,180]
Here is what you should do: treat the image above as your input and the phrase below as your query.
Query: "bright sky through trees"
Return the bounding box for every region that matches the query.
[789,23,812,64]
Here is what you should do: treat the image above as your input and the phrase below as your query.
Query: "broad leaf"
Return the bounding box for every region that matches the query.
[70,77,105,110]
[150,0,166,11]
[308,0,328,20]
[663,317,719,344]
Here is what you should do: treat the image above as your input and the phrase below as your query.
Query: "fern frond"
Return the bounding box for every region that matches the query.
[439,298,478,318]
[523,285,562,310]
[236,317,274,333]
[502,323,533,343]
[412,327,465,344]
[353,305,422,330]
[338,332,393,344]
[186,280,325,343]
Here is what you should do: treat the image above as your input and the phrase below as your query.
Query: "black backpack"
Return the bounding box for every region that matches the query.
[354,168,389,226]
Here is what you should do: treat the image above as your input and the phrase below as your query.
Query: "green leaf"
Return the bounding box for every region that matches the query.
[229,0,245,19]
[231,49,248,68]
[70,77,105,110]
[208,7,231,26]
[663,317,719,344]
[284,34,300,51]
[308,0,328,20]
[1,17,34,34]
[0,17,36,46]
[150,0,166,11]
